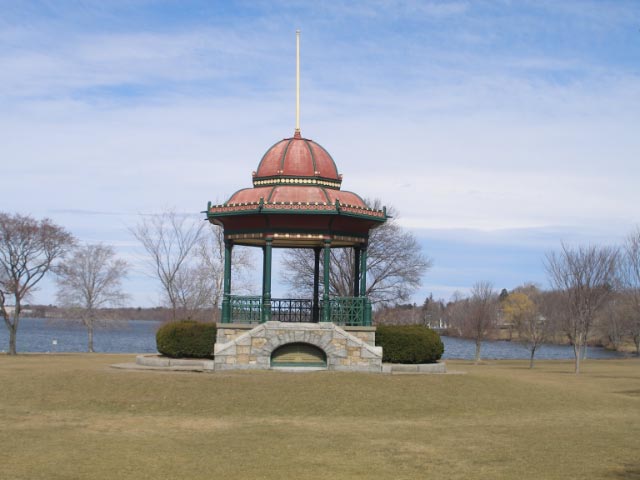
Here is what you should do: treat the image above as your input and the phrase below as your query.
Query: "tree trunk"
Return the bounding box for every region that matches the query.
[87,323,94,353]
[9,324,17,355]
[573,343,581,374]
[581,344,588,360]
[8,299,21,355]
[474,340,481,365]
[529,347,536,369]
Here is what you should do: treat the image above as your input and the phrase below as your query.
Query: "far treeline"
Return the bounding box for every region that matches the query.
[2,210,640,375]
[377,231,640,373]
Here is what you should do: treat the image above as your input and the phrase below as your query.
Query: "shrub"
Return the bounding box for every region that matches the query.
[156,320,217,358]
[375,325,444,364]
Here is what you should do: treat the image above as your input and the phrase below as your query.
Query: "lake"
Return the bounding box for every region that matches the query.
[0,318,626,360]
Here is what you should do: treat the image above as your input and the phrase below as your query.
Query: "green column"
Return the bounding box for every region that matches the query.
[322,239,331,322]
[313,247,321,322]
[261,245,267,301]
[262,237,273,323]
[360,245,369,325]
[359,245,367,297]
[353,247,361,297]
[221,240,233,323]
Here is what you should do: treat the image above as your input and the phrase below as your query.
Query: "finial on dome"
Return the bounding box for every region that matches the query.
[295,29,301,138]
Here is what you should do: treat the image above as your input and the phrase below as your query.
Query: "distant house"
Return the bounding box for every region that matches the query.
[2,305,34,317]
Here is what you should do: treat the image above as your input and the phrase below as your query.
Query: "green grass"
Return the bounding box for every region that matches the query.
[1,355,639,479]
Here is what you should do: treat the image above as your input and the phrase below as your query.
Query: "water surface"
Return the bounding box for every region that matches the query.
[0,318,626,360]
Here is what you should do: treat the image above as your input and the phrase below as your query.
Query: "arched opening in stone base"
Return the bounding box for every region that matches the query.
[270,342,327,368]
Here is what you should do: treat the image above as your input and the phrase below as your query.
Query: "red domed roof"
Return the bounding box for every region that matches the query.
[207,130,387,247]
[226,185,369,209]
[253,133,342,188]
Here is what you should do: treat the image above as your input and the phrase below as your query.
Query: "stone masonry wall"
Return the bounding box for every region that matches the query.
[214,322,382,373]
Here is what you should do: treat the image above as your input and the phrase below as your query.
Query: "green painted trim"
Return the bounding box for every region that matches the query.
[255,138,286,174]
[207,208,261,217]
[360,247,367,298]
[279,138,294,172]
[221,226,369,238]
[266,186,277,203]
[222,241,233,323]
[353,247,361,297]
[208,208,386,222]
[310,140,341,179]
[304,139,317,173]
[262,238,273,323]
[319,186,331,203]
[323,239,331,322]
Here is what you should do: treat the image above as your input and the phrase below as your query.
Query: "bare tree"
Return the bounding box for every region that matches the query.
[545,243,619,374]
[422,293,446,329]
[131,211,204,320]
[0,213,75,355]
[374,302,422,325]
[621,228,640,354]
[447,282,498,364]
[55,244,129,352]
[503,285,551,368]
[281,201,431,305]
[194,224,254,321]
[169,225,254,321]
[468,282,498,364]
[596,293,631,352]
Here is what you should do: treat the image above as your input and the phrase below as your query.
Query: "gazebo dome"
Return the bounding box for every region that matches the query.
[253,133,342,187]
[207,130,385,248]
[217,130,380,215]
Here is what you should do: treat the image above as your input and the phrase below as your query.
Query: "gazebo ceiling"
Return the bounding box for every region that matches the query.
[206,131,386,247]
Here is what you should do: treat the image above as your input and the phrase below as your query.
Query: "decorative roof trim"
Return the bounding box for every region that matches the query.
[207,199,386,219]
[252,176,342,189]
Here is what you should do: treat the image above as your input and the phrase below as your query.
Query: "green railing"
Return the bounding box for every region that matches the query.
[223,295,371,326]
[229,295,263,324]
[324,297,372,326]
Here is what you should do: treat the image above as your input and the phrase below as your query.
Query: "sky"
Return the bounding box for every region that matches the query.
[2,0,640,307]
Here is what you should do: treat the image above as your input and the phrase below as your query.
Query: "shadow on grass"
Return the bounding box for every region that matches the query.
[616,389,640,397]
[610,464,640,479]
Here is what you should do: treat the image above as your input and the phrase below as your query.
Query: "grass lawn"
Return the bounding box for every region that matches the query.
[1,355,639,480]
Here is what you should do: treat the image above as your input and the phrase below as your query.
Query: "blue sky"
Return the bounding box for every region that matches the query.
[2,1,640,306]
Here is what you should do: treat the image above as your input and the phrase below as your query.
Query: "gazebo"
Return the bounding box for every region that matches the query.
[206,130,387,326]
[206,31,387,371]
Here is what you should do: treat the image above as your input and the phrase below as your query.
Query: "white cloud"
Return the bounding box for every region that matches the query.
[2,1,639,306]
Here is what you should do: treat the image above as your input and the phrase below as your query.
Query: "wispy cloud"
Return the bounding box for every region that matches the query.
[2,0,639,305]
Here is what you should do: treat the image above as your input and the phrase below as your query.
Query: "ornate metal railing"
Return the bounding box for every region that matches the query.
[323,297,372,326]
[271,298,314,323]
[229,295,263,324]
[224,295,371,326]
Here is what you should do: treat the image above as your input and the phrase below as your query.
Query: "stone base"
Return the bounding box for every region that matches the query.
[135,355,214,371]
[214,321,383,372]
[382,362,446,374]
